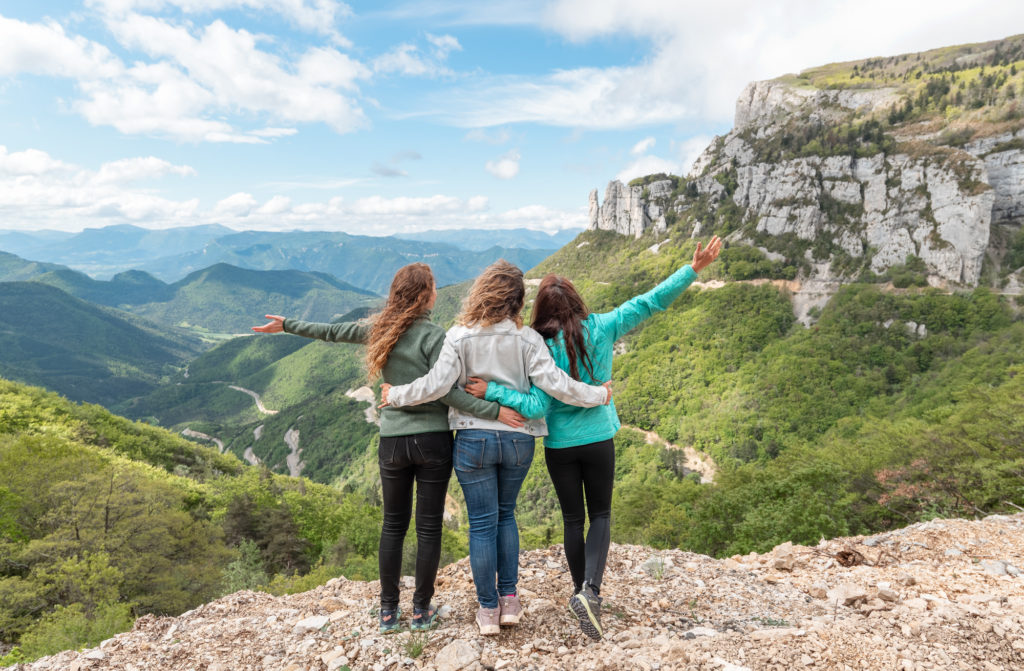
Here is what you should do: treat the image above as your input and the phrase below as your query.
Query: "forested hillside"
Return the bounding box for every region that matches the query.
[0,379,388,664]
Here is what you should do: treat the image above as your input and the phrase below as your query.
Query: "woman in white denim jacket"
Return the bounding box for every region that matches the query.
[380,260,610,635]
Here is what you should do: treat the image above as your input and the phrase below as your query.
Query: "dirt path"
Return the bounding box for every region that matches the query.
[180,428,225,453]
[284,426,303,478]
[227,385,278,415]
[242,447,260,466]
[344,386,379,425]
[621,424,717,483]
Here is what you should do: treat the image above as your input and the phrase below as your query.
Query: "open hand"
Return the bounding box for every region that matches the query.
[602,381,613,405]
[466,376,488,399]
[692,235,723,273]
[497,407,526,428]
[252,314,286,333]
[378,383,392,408]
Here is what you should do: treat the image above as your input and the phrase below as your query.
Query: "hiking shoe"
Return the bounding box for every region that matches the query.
[410,603,439,631]
[568,584,603,641]
[476,606,500,635]
[498,593,523,625]
[379,607,401,634]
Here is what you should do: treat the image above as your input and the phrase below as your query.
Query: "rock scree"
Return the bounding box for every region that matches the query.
[12,514,1024,671]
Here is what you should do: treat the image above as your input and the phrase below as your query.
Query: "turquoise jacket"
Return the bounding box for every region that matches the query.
[484,264,698,448]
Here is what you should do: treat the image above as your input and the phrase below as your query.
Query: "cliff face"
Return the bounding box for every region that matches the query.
[589,37,1024,292]
[16,514,1024,671]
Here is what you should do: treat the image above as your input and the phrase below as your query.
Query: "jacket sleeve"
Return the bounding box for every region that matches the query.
[591,264,698,342]
[523,336,608,407]
[386,336,463,407]
[423,329,500,420]
[283,318,370,344]
[484,381,550,420]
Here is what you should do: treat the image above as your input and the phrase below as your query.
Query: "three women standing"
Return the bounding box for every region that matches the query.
[253,262,526,633]
[379,260,611,635]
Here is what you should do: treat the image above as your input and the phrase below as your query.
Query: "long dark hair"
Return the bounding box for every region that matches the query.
[530,274,596,382]
[365,263,434,381]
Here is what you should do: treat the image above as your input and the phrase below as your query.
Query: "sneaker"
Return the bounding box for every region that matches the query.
[498,593,523,625]
[568,583,603,641]
[410,603,439,631]
[476,606,500,635]
[379,607,401,634]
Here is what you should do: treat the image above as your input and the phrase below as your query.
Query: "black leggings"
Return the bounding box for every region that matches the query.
[378,431,453,610]
[544,438,614,594]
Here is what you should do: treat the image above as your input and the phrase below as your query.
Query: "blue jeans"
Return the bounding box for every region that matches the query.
[453,429,535,608]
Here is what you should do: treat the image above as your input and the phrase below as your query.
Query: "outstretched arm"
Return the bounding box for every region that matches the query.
[252,314,370,344]
[597,235,722,341]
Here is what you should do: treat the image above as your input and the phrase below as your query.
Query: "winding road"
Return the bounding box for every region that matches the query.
[228,385,278,414]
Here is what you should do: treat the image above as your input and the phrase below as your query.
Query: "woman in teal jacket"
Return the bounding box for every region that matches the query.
[465,236,721,641]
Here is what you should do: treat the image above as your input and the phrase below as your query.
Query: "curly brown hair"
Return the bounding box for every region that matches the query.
[531,274,597,382]
[365,263,434,381]
[458,259,525,327]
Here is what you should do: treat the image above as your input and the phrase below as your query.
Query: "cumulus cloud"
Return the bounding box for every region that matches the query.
[86,0,354,44]
[0,146,76,176]
[374,33,461,77]
[485,149,521,179]
[631,137,655,155]
[0,10,370,143]
[213,192,259,216]
[614,155,679,184]
[434,0,1024,128]
[93,157,196,184]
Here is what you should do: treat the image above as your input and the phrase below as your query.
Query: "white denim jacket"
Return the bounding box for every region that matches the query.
[385,319,609,436]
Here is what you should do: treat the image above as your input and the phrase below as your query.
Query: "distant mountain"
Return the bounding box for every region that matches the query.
[138,230,556,293]
[0,251,66,281]
[0,282,202,406]
[0,224,233,278]
[394,227,583,251]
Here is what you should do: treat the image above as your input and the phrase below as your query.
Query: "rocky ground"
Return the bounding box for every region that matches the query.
[13,514,1024,671]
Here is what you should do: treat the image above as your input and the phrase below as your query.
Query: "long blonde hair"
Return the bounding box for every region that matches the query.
[365,263,434,380]
[458,260,525,327]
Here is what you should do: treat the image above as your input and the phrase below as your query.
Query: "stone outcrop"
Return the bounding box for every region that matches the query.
[15,514,1024,671]
[588,180,670,239]
[589,78,1024,288]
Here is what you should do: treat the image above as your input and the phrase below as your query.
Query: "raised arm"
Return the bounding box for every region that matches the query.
[252,314,370,343]
[383,337,462,407]
[595,235,721,341]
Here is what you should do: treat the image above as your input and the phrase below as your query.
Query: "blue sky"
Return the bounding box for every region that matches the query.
[1,1,1023,235]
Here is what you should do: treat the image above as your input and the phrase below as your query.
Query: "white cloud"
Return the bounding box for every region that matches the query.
[350,195,465,216]
[433,0,1024,128]
[426,33,462,59]
[631,137,655,155]
[0,146,76,176]
[214,192,259,216]
[614,155,679,183]
[485,149,521,179]
[93,157,196,184]
[0,10,370,143]
[257,195,292,215]
[677,134,714,176]
[86,0,354,44]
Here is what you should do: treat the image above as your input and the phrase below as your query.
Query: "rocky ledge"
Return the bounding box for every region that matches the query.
[12,514,1024,671]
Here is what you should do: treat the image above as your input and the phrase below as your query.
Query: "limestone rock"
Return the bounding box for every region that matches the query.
[435,639,479,671]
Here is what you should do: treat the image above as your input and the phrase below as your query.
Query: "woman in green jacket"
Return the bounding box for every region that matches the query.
[254,262,524,634]
[465,236,721,641]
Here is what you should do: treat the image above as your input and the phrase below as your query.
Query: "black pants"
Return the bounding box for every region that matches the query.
[545,438,614,594]
[378,431,453,610]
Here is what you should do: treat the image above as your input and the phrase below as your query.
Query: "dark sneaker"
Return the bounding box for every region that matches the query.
[379,607,401,634]
[476,606,500,635]
[410,603,439,631]
[498,593,523,625]
[568,584,603,641]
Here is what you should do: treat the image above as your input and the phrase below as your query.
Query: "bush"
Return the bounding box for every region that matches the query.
[16,601,134,661]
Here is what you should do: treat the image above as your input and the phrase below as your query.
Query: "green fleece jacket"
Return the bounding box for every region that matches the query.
[483,264,698,448]
[283,316,500,437]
